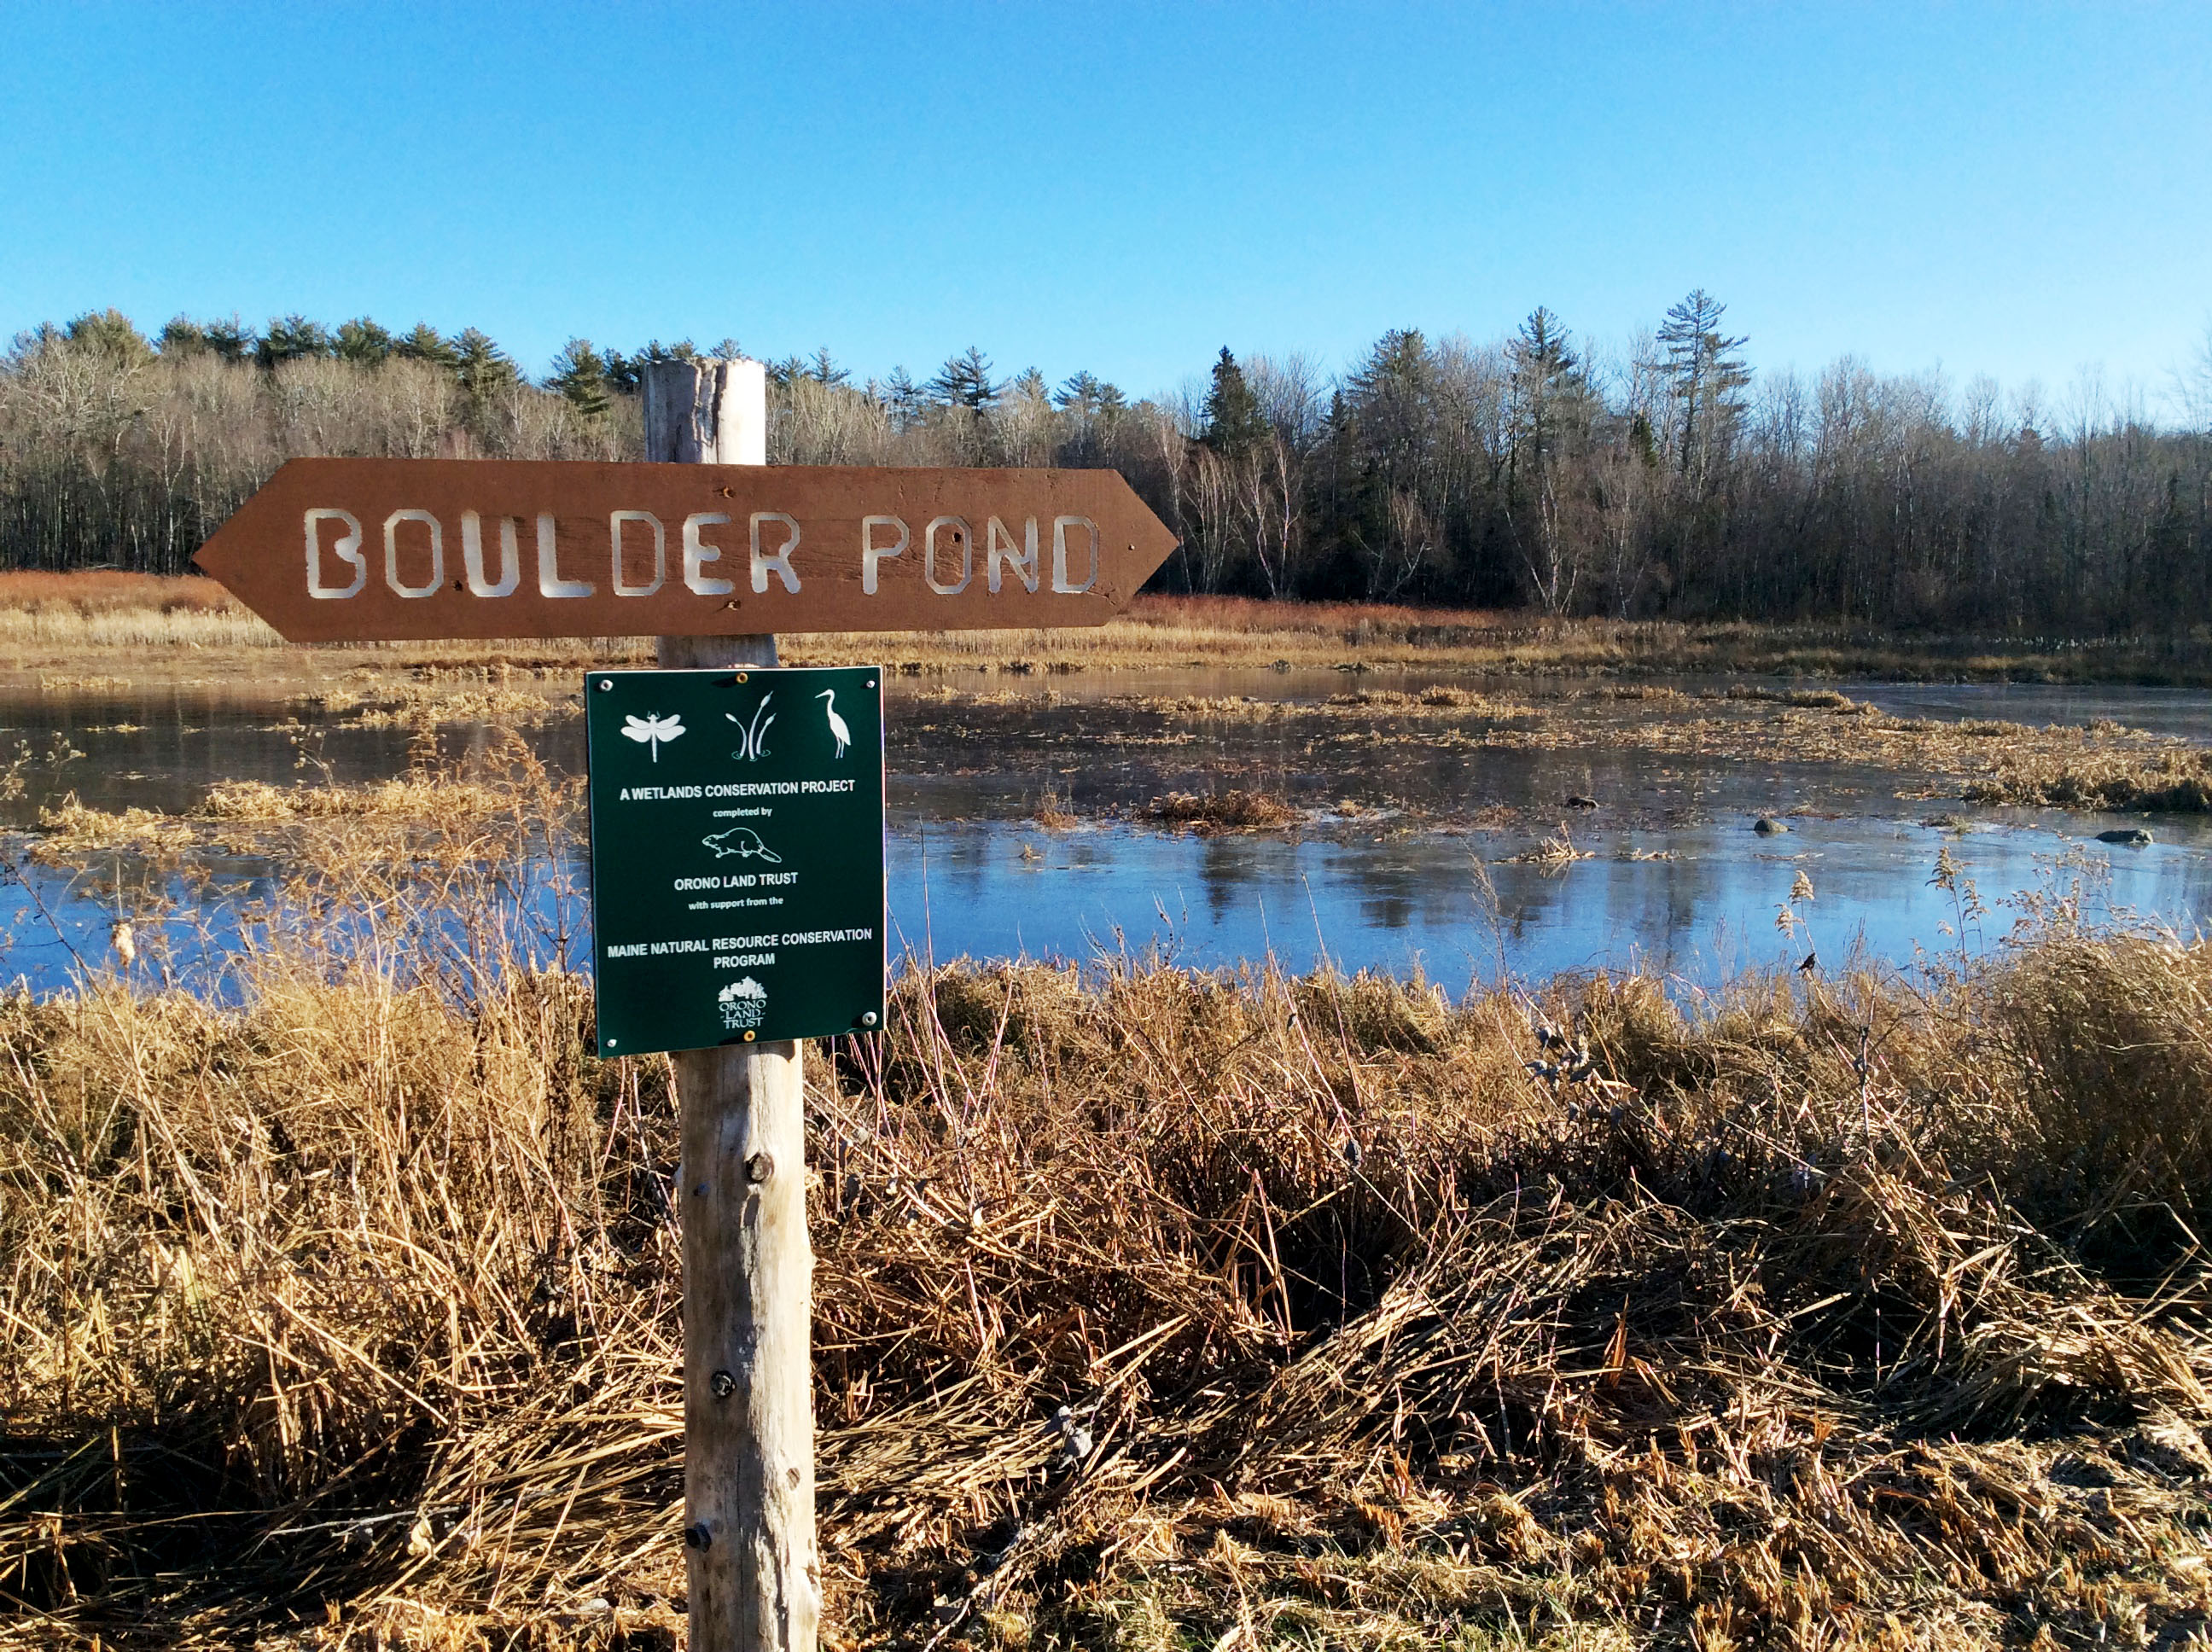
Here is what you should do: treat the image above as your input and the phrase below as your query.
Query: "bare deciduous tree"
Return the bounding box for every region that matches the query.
[0,306,2204,631]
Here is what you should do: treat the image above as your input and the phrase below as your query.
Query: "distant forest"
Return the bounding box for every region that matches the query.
[4,302,2209,633]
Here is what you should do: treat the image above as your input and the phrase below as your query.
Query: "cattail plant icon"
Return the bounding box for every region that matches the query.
[725,694,774,762]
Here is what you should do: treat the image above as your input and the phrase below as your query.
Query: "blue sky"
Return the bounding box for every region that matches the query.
[5,3,2208,407]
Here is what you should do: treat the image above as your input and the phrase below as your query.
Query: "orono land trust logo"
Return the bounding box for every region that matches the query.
[719,976,767,1031]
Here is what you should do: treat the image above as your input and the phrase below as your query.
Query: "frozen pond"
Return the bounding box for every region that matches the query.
[887,811,2209,988]
[1,671,2206,996]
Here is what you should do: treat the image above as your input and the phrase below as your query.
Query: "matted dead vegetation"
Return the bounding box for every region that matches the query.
[197,775,522,823]
[1145,789,1303,833]
[1966,747,2212,813]
[29,798,196,862]
[294,684,564,730]
[1114,683,2212,817]
[0,759,2208,1649]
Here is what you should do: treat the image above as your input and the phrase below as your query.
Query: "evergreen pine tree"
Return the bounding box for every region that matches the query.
[157,317,210,358]
[259,315,334,366]
[395,323,461,374]
[1202,347,1269,457]
[1656,289,1750,491]
[1055,370,1105,416]
[335,317,394,366]
[63,308,153,364]
[548,339,612,417]
[453,328,518,398]
[882,367,924,429]
[202,317,257,362]
[928,346,998,410]
[1507,307,1583,471]
[1627,411,1659,468]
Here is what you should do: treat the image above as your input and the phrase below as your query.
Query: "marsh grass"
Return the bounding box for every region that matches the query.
[291,679,568,730]
[1507,823,1594,864]
[1966,746,2212,813]
[1,762,2209,1648]
[198,775,515,822]
[1059,687,2212,820]
[1144,790,1302,833]
[29,800,196,862]
[0,572,276,651]
[1031,787,1080,831]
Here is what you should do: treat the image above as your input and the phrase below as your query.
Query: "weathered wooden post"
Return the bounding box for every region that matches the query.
[641,357,818,1652]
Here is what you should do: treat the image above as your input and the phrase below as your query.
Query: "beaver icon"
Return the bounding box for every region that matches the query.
[701,827,783,864]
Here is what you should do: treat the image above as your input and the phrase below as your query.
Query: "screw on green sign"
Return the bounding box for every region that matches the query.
[585,666,885,1055]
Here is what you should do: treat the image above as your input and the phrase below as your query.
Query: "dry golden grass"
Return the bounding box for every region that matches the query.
[1031,786,1080,831]
[28,798,197,862]
[1116,683,2212,815]
[798,601,2212,684]
[290,677,568,730]
[1966,746,2212,812]
[0,604,277,651]
[1330,684,1546,716]
[1144,789,1303,832]
[0,571,276,650]
[2,762,2209,1649]
[6,573,2212,687]
[198,774,521,823]
[0,570,240,616]
[1507,823,1595,864]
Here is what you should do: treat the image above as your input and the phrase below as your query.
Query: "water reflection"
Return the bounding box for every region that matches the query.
[1,672,2208,998]
[888,812,2209,990]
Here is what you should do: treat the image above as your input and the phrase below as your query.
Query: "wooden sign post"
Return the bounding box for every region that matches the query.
[190,364,1179,1652]
[640,360,818,1652]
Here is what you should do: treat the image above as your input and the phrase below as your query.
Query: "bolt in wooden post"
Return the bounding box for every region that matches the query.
[642,357,818,1652]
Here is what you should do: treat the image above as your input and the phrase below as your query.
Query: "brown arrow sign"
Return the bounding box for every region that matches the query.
[191,457,1179,642]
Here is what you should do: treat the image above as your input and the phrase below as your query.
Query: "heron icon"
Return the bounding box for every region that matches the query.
[817,689,851,759]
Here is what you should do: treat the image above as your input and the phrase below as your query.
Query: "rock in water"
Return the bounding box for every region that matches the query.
[2096,827,2153,846]
[1754,817,1790,835]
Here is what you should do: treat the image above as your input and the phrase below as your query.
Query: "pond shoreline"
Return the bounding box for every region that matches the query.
[8,574,2212,683]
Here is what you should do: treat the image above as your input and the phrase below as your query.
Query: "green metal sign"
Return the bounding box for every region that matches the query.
[585,666,885,1055]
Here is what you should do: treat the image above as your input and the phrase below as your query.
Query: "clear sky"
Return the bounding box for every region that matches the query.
[4,3,2208,408]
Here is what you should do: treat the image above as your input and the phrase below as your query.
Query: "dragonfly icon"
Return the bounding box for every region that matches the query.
[620,712,686,761]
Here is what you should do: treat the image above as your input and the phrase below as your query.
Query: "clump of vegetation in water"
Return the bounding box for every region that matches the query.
[0,759,2209,1648]
[1966,745,2212,812]
[1146,788,1301,832]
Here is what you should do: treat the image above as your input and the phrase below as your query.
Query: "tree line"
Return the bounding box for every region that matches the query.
[4,302,2208,634]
